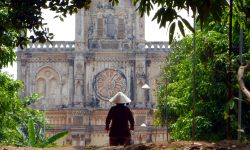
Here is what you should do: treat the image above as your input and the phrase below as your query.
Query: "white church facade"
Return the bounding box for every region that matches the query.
[16,0,169,146]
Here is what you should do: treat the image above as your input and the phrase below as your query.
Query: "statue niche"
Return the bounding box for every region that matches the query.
[106,15,115,39]
[35,66,61,107]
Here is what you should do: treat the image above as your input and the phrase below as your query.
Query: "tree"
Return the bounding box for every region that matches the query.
[0,0,91,68]
[0,72,44,145]
[129,0,250,139]
[17,119,69,148]
[236,0,250,101]
[238,63,250,102]
[156,29,250,140]
[0,0,248,69]
[0,0,249,142]
[132,0,229,42]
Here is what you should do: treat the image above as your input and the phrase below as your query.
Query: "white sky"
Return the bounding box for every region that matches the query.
[41,9,169,41]
[2,8,192,79]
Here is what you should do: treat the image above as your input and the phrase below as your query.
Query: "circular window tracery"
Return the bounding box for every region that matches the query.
[94,69,127,100]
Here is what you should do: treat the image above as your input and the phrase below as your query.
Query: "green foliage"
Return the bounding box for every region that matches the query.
[42,130,69,148]
[0,0,249,68]
[109,0,119,6]
[0,0,92,68]
[132,0,228,43]
[170,114,212,140]
[28,119,36,146]
[133,0,229,25]
[17,118,68,148]
[156,19,250,140]
[233,0,250,46]
[0,72,44,146]
[156,30,231,140]
[131,0,250,47]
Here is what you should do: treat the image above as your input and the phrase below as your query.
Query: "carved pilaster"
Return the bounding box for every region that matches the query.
[68,57,74,106]
[73,53,85,107]
[75,9,86,51]
[130,62,136,107]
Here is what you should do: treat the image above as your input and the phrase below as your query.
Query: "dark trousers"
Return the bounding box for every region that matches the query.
[109,137,131,146]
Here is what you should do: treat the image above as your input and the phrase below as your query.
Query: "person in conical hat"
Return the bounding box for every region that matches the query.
[108,92,131,104]
[105,92,135,146]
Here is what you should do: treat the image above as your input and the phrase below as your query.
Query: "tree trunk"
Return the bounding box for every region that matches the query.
[226,0,233,140]
[237,61,250,102]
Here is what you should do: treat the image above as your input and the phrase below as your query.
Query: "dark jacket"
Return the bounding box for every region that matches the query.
[105,104,135,137]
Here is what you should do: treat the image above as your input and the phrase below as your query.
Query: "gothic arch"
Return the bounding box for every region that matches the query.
[35,66,62,107]
[35,65,62,82]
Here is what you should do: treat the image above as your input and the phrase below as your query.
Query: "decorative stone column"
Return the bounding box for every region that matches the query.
[129,59,136,107]
[135,53,147,108]
[83,52,95,107]
[145,59,151,108]
[68,56,74,107]
[75,9,86,51]
[73,53,85,107]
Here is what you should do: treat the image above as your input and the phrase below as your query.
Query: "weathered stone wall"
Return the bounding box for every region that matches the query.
[16,0,170,146]
[16,51,73,109]
[46,108,167,146]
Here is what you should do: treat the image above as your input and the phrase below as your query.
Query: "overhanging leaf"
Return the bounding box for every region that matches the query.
[181,18,194,33]
[169,22,176,44]
[178,20,185,37]
[16,127,29,145]
[152,7,165,24]
[42,130,69,147]
[28,119,36,146]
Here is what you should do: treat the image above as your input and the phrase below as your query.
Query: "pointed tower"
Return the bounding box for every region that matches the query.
[74,0,152,108]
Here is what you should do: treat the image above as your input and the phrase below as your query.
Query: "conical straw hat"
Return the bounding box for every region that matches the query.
[109,92,131,104]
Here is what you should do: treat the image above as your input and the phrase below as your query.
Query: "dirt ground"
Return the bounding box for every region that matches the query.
[152,140,250,150]
[1,140,250,150]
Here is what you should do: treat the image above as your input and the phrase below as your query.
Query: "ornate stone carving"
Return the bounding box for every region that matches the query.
[29,54,67,63]
[97,18,103,37]
[75,80,83,101]
[117,18,125,39]
[76,63,83,75]
[35,66,61,107]
[94,68,127,100]
[88,17,95,39]
[136,63,145,77]
[96,1,114,10]
[95,56,128,62]
[16,0,169,146]
[106,14,116,39]
[101,41,119,49]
